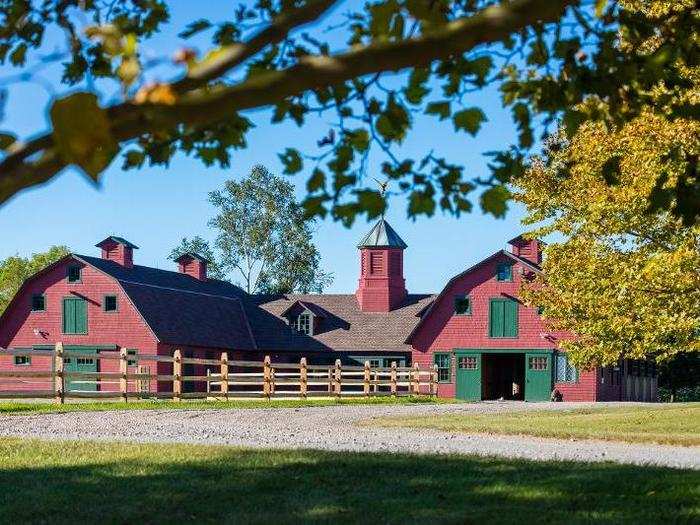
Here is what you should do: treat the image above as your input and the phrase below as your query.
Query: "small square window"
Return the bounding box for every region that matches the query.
[67,265,81,283]
[528,356,548,371]
[496,262,513,282]
[31,294,45,312]
[104,295,118,312]
[14,355,31,366]
[458,356,478,370]
[454,295,471,315]
[127,349,137,366]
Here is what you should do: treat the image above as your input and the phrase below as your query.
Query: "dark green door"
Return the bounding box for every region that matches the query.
[64,348,98,392]
[456,352,482,401]
[525,352,552,401]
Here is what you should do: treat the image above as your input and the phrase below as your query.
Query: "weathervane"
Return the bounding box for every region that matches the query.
[373,178,389,197]
[373,178,389,218]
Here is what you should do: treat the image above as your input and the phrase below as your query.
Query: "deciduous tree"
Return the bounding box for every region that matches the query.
[0,246,70,314]
[168,236,225,280]
[209,165,333,294]
[516,113,699,367]
[0,1,696,225]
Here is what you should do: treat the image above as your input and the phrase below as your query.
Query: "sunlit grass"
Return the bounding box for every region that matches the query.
[0,395,451,415]
[370,404,700,446]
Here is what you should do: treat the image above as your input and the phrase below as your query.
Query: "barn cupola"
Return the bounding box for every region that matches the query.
[175,252,209,281]
[508,234,544,265]
[355,218,408,312]
[96,236,139,268]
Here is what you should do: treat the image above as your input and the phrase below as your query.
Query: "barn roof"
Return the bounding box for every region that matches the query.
[245,294,433,353]
[75,255,255,350]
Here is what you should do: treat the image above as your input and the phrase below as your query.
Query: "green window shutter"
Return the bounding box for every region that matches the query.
[75,299,87,333]
[62,298,73,333]
[504,300,518,337]
[489,299,505,337]
[63,297,87,334]
[489,298,518,338]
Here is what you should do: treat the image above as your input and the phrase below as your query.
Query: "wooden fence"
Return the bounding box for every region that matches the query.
[0,343,438,403]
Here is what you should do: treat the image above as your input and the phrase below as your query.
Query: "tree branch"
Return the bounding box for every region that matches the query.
[0,0,577,204]
[173,0,340,93]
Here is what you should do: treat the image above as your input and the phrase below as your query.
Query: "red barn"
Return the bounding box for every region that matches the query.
[0,224,657,401]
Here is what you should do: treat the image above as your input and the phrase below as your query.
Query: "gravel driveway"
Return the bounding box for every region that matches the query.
[0,402,697,470]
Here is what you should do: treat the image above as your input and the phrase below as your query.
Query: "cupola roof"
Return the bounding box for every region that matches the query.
[357,219,407,249]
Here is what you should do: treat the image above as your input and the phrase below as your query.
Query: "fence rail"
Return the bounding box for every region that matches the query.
[0,343,438,403]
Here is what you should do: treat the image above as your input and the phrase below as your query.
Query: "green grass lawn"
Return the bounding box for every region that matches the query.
[0,395,449,416]
[371,404,700,446]
[0,438,697,524]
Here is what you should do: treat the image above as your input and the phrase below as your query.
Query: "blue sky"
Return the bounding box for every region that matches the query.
[0,1,539,294]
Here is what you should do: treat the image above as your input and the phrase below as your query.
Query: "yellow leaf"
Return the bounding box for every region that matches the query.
[50,92,118,181]
[134,83,177,105]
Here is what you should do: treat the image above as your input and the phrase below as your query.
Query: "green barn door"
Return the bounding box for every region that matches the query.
[64,348,98,392]
[525,352,552,401]
[456,352,482,401]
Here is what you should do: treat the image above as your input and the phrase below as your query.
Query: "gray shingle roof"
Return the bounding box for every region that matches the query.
[357,219,407,249]
[245,294,433,353]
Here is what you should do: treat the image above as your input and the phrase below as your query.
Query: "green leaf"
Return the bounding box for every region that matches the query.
[50,92,118,181]
[10,43,27,66]
[376,95,410,143]
[425,101,451,120]
[278,148,303,175]
[122,150,145,170]
[0,132,17,150]
[346,129,369,152]
[480,185,511,218]
[355,189,386,219]
[306,168,326,192]
[453,108,487,136]
[179,19,212,39]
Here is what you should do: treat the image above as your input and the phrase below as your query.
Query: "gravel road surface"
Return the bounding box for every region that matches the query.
[0,402,697,469]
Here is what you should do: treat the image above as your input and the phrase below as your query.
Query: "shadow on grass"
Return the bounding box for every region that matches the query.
[0,439,697,524]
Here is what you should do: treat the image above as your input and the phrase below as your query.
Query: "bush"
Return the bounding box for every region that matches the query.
[658,386,700,402]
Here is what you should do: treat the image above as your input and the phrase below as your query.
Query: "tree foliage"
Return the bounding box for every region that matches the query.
[516,115,699,367]
[208,165,333,294]
[0,246,70,315]
[168,236,225,280]
[0,0,696,225]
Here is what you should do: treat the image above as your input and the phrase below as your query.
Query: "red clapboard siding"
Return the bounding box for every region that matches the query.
[0,257,157,392]
[410,251,598,401]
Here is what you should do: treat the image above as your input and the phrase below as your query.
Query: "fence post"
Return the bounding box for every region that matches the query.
[390,361,397,397]
[173,349,182,402]
[54,342,64,404]
[220,352,229,400]
[431,364,438,397]
[334,359,342,398]
[300,357,308,399]
[263,355,271,399]
[363,360,371,397]
[119,347,128,403]
[413,362,421,395]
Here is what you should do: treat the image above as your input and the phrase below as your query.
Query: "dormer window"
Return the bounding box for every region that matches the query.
[294,313,312,335]
[282,300,325,336]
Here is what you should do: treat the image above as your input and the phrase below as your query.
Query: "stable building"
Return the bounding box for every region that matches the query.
[0,223,657,401]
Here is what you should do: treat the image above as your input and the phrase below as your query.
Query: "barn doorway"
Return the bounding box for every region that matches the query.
[481,353,525,400]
